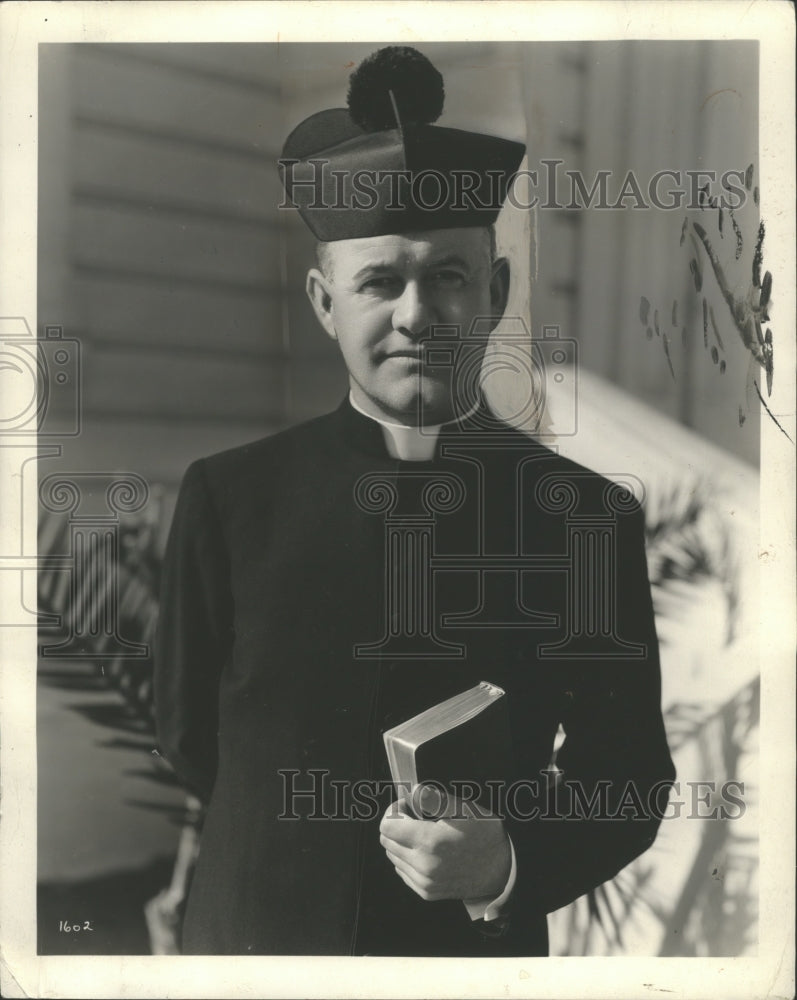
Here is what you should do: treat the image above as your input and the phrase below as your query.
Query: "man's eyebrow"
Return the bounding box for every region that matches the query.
[351,255,474,282]
[350,263,397,282]
[423,254,473,271]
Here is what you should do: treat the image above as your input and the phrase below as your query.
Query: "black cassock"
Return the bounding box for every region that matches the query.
[155,396,675,956]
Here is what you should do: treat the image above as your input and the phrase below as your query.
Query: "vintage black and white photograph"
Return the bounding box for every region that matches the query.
[0,2,794,998]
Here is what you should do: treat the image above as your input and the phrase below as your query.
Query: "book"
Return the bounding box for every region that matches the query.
[382,681,510,818]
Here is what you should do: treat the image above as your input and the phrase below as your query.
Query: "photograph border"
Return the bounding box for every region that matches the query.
[1,2,794,998]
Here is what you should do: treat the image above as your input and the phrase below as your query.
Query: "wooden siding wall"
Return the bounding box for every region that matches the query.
[522,41,760,464]
[38,43,344,533]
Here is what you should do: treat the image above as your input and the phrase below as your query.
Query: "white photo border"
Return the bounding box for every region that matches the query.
[0,2,794,998]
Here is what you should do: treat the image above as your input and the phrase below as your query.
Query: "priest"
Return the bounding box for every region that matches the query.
[154,45,675,957]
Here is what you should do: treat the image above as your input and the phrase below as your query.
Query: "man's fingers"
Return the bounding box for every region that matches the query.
[381,836,438,878]
[394,867,423,896]
[384,848,419,881]
[379,833,414,865]
[392,864,443,902]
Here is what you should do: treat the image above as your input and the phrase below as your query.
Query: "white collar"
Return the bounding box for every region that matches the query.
[348,391,478,461]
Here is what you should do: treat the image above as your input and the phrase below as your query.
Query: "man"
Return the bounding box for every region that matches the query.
[155,46,674,957]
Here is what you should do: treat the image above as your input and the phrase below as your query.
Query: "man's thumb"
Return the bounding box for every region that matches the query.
[413,781,449,819]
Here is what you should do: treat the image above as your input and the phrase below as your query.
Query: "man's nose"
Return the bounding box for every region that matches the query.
[392,281,435,338]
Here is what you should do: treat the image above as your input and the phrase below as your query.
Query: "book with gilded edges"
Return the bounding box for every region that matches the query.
[382,681,510,816]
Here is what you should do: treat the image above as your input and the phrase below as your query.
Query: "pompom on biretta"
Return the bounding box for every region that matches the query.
[347,46,445,132]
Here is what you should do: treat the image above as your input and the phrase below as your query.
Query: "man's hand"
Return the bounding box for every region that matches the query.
[379,788,511,902]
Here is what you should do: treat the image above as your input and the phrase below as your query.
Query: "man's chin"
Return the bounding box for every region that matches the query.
[384,390,457,427]
[358,369,458,426]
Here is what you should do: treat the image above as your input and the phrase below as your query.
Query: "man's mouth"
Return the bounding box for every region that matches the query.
[387,350,424,360]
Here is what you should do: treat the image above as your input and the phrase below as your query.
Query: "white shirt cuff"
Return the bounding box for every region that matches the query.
[462,835,517,922]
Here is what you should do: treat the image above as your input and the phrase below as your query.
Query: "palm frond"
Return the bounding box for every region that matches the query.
[644,478,740,644]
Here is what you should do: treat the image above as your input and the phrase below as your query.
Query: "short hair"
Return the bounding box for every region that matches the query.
[315,224,497,280]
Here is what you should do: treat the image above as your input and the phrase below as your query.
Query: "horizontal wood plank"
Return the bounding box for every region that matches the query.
[90,43,284,92]
[73,46,284,154]
[71,202,283,288]
[79,345,287,420]
[70,274,285,355]
[73,125,284,220]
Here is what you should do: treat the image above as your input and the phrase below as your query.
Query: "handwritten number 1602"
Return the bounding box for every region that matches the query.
[58,920,93,932]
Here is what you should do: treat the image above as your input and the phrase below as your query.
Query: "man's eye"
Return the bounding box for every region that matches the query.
[360,276,402,293]
[430,270,467,287]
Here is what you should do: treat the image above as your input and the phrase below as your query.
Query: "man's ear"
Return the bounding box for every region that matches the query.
[488,257,510,332]
[306,268,337,341]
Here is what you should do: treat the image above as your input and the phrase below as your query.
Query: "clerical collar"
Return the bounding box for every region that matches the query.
[348,392,479,461]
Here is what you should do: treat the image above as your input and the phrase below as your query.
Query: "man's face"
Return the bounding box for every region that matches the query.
[306,228,509,426]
